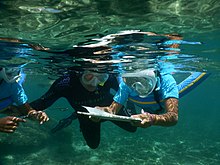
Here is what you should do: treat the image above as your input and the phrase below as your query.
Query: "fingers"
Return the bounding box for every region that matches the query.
[7,117,26,126]
[0,127,17,133]
[131,114,139,118]
[11,117,26,123]
[141,119,148,125]
[0,117,21,133]
[131,119,149,128]
[28,110,49,124]
[2,125,18,130]
[131,114,151,128]
[95,106,115,114]
[35,111,49,124]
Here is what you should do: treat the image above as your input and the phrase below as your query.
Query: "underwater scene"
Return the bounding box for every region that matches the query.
[0,0,220,165]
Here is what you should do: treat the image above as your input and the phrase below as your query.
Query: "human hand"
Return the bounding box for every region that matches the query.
[28,110,49,124]
[0,116,26,133]
[131,110,154,128]
[95,106,116,114]
[87,106,112,122]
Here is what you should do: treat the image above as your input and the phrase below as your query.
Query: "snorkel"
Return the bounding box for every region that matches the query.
[122,69,157,98]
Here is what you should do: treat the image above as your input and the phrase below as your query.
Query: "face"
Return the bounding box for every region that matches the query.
[122,70,157,98]
[124,77,156,98]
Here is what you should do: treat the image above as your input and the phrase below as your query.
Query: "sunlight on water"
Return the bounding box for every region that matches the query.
[0,0,219,46]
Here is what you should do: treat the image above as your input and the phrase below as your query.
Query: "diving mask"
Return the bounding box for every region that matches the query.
[0,67,21,83]
[82,71,109,87]
[122,69,157,98]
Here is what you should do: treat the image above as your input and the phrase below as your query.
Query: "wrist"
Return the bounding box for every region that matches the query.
[149,114,156,126]
[143,112,155,126]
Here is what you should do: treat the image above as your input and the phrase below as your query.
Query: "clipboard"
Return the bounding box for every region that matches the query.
[77,106,141,122]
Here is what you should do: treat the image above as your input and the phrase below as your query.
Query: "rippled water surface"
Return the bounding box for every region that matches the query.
[0,0,220,165]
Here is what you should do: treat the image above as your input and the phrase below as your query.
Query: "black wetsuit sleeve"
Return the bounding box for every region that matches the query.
[30,77,68,111]
[112,76,119,91]
[106,75,119,91]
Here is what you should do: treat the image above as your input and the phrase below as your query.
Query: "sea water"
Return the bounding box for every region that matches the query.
[0,1,220,165]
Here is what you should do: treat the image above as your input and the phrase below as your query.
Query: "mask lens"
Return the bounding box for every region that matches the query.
[5,68,20,79]
[82,72,109,86]
[132,82,147,93]
[124,76,156,98]
[96,73,109,84]
[0,67,21,83]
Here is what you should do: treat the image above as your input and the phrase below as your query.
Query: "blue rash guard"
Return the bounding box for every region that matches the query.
[113,71,179,114]
[0,80,28,111]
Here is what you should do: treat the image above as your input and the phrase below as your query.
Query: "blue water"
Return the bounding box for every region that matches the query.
[0,1,220,165]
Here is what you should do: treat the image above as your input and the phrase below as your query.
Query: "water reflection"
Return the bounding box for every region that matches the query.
[0,30,203,79]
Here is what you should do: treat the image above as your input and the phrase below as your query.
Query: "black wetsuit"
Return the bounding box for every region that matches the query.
[30,72,136,149]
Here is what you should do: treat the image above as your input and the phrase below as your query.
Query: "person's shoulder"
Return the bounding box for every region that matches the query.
[104,74,118,87]
[108,74,118,81]
[159,73,175,81]
[54,72,79,87]
[119,81,132,92]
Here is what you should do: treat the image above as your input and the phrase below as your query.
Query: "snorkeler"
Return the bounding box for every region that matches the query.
[0,67,49,133]
[30,70,136,149]
[98,63,179,128]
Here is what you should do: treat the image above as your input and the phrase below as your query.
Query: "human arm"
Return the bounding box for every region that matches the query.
[10,82,49,124]
[30,77,66,110]
[131,97,178,128]
[0,116,26,133]
[95,80,130,114]
[131,67,179,128]
[18,103,49,124]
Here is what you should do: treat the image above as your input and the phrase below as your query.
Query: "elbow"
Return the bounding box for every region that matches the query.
[170,114,178,126]
[171,118,178,126]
